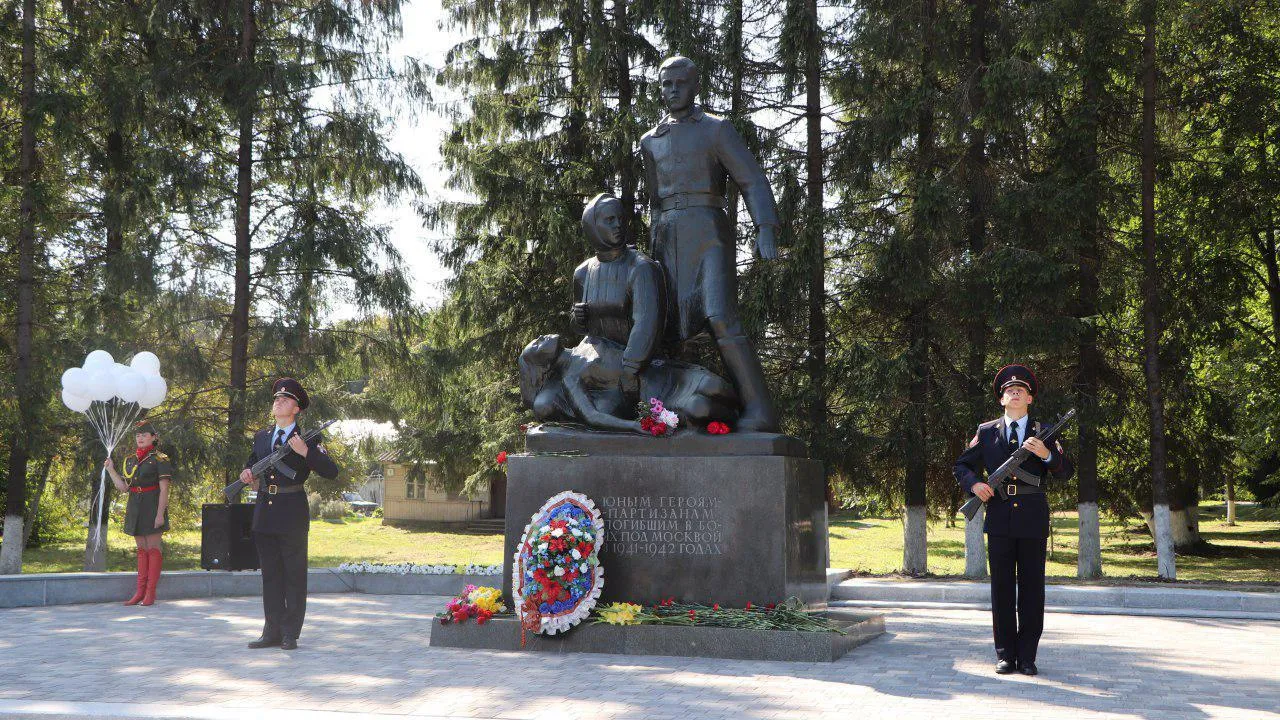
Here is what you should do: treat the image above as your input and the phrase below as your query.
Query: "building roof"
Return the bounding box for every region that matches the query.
[377,449,436,466]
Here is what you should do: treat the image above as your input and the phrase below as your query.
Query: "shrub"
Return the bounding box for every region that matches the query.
[308,493,323,519]
[321,500,347,521]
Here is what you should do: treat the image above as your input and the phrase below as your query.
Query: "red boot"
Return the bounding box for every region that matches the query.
[140,548,163,606]
[123,550,149,606]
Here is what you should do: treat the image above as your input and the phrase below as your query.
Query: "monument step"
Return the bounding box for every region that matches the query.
[429,611,885,662]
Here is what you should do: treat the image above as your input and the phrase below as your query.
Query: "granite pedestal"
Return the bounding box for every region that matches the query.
[430,610,883,662]
[502,427,829,609]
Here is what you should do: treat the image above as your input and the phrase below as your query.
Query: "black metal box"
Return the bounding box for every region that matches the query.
[201,503,259,571]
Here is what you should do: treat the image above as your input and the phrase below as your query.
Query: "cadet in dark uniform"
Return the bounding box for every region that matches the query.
[238,378,338,650]
[103,420,172,606]
[953,365,1074,676]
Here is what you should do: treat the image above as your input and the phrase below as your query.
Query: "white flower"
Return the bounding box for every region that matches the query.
[658,409,679,428]
[540,525,551,534]
[579,563,588,572]
[551,528,564,537]
[570,528,581,536]
[571,548,582,560]
[553,566,565,576]
[538,542,548,551]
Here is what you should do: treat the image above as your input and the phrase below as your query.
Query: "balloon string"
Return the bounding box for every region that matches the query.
[86,399,142,558]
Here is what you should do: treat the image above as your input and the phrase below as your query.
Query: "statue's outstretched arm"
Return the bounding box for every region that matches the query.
[564,372,642,433]
[716,121,780,231]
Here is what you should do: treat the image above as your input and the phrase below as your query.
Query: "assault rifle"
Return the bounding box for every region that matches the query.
[959,408,1076,522]
[223,419,336,502]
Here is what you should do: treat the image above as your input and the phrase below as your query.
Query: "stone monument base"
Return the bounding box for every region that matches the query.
[429,611,884,662]
[504,428,828,608]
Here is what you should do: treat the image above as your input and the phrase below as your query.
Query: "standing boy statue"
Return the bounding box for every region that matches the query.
[639,55,781,432]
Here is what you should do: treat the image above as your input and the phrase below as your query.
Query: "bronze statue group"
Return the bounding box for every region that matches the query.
[107,55,1073,669]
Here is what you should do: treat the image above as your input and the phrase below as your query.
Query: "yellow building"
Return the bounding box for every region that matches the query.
[379,450,500,523]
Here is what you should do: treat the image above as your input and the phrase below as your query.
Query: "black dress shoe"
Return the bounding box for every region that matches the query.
[1019,661,1038,676]
[248,635,282,649]
[995,660,1017,674]
[280,637,298,650]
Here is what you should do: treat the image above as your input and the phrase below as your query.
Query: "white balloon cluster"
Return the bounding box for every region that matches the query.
[61,350,168,413]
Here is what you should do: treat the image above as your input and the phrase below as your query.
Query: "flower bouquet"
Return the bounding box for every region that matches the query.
[513,491,605,635]
[592,597,846,634]
[437,584,507,625]
[637,397,679,437]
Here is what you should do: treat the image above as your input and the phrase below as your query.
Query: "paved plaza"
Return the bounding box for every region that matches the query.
[0,593,1277,720]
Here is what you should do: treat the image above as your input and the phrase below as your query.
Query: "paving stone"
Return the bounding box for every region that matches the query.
[0,594,1277,719]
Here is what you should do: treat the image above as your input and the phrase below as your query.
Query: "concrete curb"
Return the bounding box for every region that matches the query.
[829,599,1280,621]
[0,569,495,608]
[831,576,1280,617]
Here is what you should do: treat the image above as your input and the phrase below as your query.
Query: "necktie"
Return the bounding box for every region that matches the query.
[274,430,285,450]
[1008,420,1019,451]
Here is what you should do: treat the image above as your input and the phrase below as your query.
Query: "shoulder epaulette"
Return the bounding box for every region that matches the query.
[977,418,1002,430]
[156,452,169,461]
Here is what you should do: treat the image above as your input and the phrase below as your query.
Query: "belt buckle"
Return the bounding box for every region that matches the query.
[268,484,278,495]
[1007,484,1018,496]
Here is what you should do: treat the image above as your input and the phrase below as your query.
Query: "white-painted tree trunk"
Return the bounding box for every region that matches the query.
[1077,501,1103,579]
[903,505,928,575]
[1169,507,1200,547]
[964,507,987,578]
[1225,475,1237,525]
[1142,506,1200,549]
[0,515,26,574]
[1152,503,1176,579]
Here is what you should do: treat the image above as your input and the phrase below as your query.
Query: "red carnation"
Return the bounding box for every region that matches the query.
[707,421,731,435]
[713,603,720,610]
[746,601,753,610]
[496,451,508,464]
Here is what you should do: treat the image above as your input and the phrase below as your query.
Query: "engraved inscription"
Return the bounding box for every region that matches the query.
[601,495,726,557]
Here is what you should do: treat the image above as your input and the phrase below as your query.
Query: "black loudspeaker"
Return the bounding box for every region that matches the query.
[201,503,259,571]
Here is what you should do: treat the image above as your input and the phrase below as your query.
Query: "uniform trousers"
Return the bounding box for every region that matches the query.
[255,530,308,640]
[987,533,1046,663]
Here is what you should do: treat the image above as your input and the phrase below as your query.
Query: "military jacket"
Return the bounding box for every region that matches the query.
[244,426,339,535]
[122,449,173,488]
[639,107,779,228]
[953,417,1075,539]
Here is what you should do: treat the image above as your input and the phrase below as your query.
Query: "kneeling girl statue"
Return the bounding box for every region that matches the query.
[519,193,738,433]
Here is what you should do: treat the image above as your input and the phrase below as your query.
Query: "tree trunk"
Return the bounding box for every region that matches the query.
[1139,0,1175,580]
[21,456,52,547]
[1075,10,1105,580]
[1,0,40,576]
[1225,473,1236,526]
[803,0,827,458]
[903,0,937,577]
[614,0,636,245]
[961,0,989,579]
[724,0,745,238]
[228,0,258,469]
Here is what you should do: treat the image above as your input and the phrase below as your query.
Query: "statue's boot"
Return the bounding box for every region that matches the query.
[714,327,779,433]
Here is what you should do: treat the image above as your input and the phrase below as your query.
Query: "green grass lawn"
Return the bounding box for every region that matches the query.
[10,503,1277,585]
[830,502,1280,585]
[15,516,505,574]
